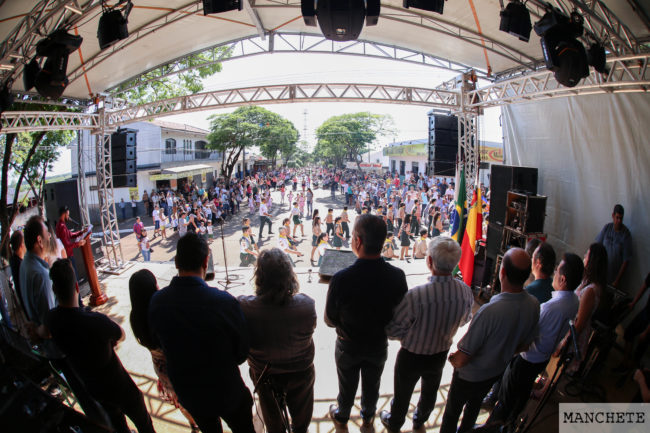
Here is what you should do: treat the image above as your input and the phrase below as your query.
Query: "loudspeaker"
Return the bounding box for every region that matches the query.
[489,165,538,225]
[111,129,136,147]
[430,161,456,176]
[44,179,81,226]
[111,160,136,175]
[429,129,457,147]
[429,144,457,162]
[113,174,137,188]
[111,145,135,161]
[318,249,357,278]
[486,222,503,261]
[429,114,458,131]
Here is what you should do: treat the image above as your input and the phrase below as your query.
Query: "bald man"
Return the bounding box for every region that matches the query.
[439,248,540,433]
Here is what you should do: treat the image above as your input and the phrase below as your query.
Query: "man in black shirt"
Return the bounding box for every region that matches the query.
[325,214,408,430]
[45,259,155,433]
[149,233,254,433]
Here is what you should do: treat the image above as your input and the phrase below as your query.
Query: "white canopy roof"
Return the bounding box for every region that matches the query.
[1,1,648,100]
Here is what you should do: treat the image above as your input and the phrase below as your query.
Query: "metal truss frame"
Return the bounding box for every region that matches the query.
[0,110,98,133]
[0,0,98,88]
[76,130,90,227]
[93,108,124,271]
[107,32,485,97]
[107,83,460,125]
[467,54,650,109]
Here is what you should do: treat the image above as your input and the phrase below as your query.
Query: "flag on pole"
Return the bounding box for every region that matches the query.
[450,164,466,244]
[459,187,483,286]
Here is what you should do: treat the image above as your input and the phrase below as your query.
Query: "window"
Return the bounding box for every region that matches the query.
[183,139,192,160]
[165,138,176,155]
[195,140,208,159]
[412,161,419,174]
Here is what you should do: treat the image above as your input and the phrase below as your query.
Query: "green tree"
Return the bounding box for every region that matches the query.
[207,106,298,179]
[314,112,395,168]
[10,130,75,216]
[111,46,232,104]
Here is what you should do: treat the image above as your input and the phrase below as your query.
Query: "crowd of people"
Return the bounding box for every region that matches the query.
[1,162,649,433]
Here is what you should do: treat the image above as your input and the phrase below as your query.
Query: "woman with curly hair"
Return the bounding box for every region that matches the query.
[238,249,317,433]
[129,269,199,432]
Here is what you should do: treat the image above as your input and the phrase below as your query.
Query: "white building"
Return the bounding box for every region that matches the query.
[383,139,428,177]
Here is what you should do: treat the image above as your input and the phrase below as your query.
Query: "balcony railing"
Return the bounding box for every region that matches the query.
[161,149,220,164]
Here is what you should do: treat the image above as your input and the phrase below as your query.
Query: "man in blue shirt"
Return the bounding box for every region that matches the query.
[595,204,632,288]
[19,215,55,340]
[487,253,584,428]
[149,232,254,433]
[525,242,556,304]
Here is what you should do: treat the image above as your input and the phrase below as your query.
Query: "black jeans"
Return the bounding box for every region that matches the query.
[334,340,387,421]
[439,371,501,433]
[189,390,255,433]
[388,348,448,430]
[489,355,547,426]
[259,216,272,238]
[326,223,335,237]
[250,366,315,433]
[93,375,156,433]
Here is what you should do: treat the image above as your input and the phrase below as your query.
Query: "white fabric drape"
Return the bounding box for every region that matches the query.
[501,93,650,296]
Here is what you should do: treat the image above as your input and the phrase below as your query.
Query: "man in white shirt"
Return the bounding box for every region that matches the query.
[258,198,273,242]
[152,206,161,239]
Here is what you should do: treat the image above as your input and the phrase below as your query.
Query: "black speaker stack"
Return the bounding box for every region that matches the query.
[111,128,137,188]
[427,113,458,176]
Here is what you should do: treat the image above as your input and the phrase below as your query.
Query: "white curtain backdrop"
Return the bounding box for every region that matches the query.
[501,93,650,298]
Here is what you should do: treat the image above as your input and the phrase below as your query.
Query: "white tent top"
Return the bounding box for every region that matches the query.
[1,1,648,100]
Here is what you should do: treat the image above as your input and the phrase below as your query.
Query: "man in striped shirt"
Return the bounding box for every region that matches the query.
[382,237,474,432]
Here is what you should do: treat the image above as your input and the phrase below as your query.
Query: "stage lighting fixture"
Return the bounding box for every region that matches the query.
[534,9,589,88]
[403,0,444,15]
[203,0,242,15]
[97,1,133,50]
[0,83,14,116]
[587,43,608,74]
[300,0,380,42]
[499,0,532,42]
[33,29,83,99]
[23,58,40,91]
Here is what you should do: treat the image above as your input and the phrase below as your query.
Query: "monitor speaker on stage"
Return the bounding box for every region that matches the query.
[489,165,538,226]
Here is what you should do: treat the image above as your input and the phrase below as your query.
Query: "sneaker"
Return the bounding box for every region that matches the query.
[329,405,348,430]
[380,410,398,433]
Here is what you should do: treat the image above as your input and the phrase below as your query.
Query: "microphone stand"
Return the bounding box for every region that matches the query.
[216,218,243,291]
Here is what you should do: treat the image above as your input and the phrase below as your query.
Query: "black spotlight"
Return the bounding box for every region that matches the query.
[97,0,133,50]
[301,0,380,42]
[403,0,444,14]
[499,0,532,42]
[33,29,83,99]
[0,83,14,117]
[23,58,40,91]
[534,9,589,88]
[587,43,608,74]
[203,0,242,15]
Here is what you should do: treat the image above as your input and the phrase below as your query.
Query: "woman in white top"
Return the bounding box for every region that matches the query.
[46,222,66,266]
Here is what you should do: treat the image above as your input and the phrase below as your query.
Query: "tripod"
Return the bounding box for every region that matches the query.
[254,364,291,433]
[215,218,244,291]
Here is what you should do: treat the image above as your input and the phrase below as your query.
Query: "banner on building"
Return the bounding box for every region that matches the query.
[383,142,427,157]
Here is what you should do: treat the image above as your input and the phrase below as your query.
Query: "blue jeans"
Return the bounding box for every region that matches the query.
[142,250,151,261]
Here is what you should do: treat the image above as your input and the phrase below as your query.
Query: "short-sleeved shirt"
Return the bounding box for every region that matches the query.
[457,291,540,382]
[259,203,268,217]
[525,278,554,304]
[595,223,632,283]
[45,307,130,398]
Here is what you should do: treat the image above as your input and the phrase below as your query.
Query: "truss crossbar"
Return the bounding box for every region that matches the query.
[468,54,650,108]
[94,117,123,270]
[0,111,99,133]
[107,32,485,96]
[107,83,460,125]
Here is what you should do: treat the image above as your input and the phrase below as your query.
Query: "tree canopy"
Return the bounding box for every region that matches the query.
[206,106,298,179]
[314,112,394,168]
[111,46,232,104]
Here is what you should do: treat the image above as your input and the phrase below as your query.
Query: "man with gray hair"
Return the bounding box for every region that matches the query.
[381,236,474,432]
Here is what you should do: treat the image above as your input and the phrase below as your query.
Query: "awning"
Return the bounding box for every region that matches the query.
[149,164,213,181]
